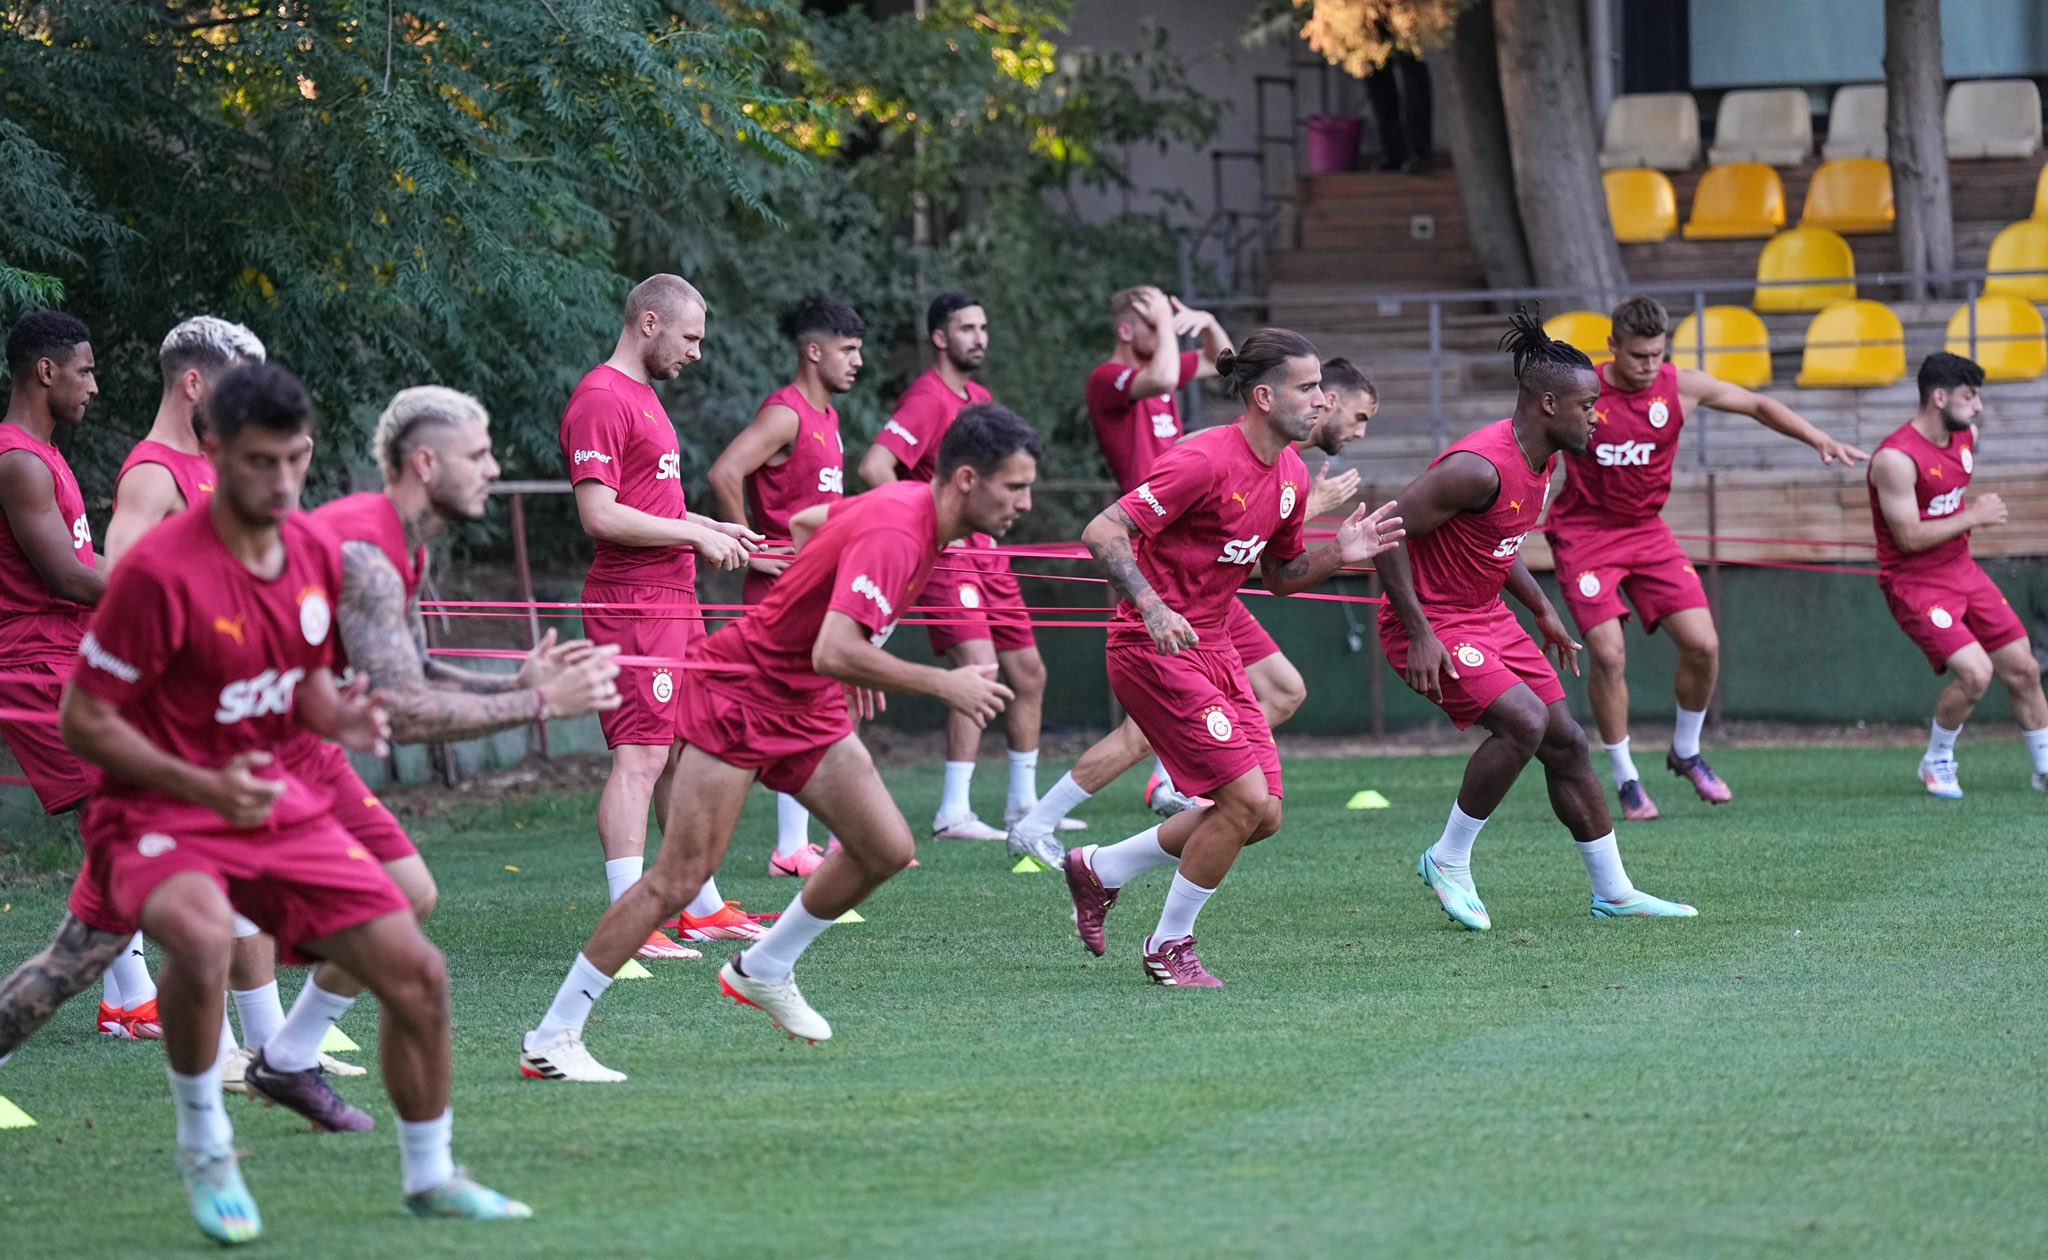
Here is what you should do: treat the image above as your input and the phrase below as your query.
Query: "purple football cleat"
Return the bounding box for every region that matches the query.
[243,1050,375,1133]
[1667,750,1732,804]
[1064,846,1119,957]
[1618,778,1661,821]
[1141,935,1223,988]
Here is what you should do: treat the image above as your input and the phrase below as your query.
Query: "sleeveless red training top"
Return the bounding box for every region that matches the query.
[744,383,845,541]
[310,492,425,601]
[1405,418,1555,610]
[117,439,215,510]
[0,422,95,662]
[1869,421,1976,580]
[1550,361,1684,530]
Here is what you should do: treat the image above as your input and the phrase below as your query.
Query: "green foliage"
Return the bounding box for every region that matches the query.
[0,1,1214,554]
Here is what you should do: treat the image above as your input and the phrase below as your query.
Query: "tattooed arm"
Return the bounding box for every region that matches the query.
[337,541,620,744]
[0,913,129,1058]
[1080,502,1198,655]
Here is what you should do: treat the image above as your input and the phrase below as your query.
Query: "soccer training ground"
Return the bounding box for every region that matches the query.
[2,745,2042,1258]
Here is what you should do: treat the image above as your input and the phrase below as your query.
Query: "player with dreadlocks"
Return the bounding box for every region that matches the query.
[1374,310,1697,929]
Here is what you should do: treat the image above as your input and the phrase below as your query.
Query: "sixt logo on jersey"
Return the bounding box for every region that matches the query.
[1594,441,1657,467]
[214,667,306,725]
[1927,487,1965,518]
[818,466,845,495]
[1491,531,1530,560]
[573,449,613,466]
[1218,535,1268,566]
[655,452,681,480]
[70,514,90,552]
[849,574,895,618]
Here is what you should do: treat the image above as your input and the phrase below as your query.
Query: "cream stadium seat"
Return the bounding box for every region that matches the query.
[1708,89,1813,167]
[1603,168,1679,243]
[1944,296,2047,382]
[1945,79,2042,160]
[1799,158,1895,235]
[1754,227,1857,312]
[1600,93,1702,171]
[1683,163,1787,240]
[1669,306,1774,389]
[1823,84,1888,160]
[1796,300,1906,388]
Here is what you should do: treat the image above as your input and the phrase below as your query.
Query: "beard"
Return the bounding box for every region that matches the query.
[944,345,985,374]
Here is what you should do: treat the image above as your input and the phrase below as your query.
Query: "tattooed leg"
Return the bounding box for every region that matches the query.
[0,913,130,1058]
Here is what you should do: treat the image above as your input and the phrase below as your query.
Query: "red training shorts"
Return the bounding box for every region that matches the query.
[922,544,1036,656]
[676,674,852,795]
[0,663,98,814]
[1378,601,1566,730]
[582,579,702,747]
[285,740,415,863]
[1224,599,1284,667]
[1879,563,2029,674]
[69,797,409,965]
[1548,518,1709,637]
[1107,638,1282,799]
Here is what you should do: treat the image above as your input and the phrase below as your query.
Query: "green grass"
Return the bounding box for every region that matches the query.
[2,746,2045,1258]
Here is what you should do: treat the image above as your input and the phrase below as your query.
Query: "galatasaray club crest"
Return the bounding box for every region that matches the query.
[1577,572,1602,598]
[1648,398,1671,429]
[1454,643,1486,669]
[1961,447,1973,474]
[1279,483,1298,519]
[651,668,676,704]
[959,584,982,609]
[298,587,332,646]
[1201,704,1234,742]
[1928,607,1954,630]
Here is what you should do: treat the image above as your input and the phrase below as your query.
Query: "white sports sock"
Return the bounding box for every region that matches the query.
[216,1008,237,1067]
[1089,826,1176,889]
[938,760,975,822]
[101,968,121,1013]
[112,932,156,1010]
[775,794,812,857]
[1928,720,1961,762]
[1578,832,1634,901]
[1151,872,1217,946]
[397,1108,455,1196]
[1428,804,1487,871]
[231,981,285,1052]
[2024,726,2048,774]
[1151,758,1172,787]
[1672,707,1708,760]
[1020,772,1091,833]
[264,977,357,1072]
[1603,738,1641,789]
[685,877,725,920]
[1006,748,1039,813]
[530,953,614,1048]
[603,855,642,904]
[231,913,261,939]
[168,1064,233,1152]
[738,895,834,983]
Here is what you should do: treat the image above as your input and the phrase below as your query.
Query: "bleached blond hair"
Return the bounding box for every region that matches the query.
[374,385,490,483]
[159,315,266,385]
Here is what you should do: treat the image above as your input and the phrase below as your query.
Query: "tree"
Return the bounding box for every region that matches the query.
[1439,0,1531,290]
[1885,0,1954,300]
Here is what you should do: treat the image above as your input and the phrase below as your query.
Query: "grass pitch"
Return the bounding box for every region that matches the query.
[1,745,2044,1258]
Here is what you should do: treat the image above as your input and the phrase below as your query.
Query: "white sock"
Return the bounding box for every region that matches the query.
[231,981,285,1051]
[1151,872,1216,946]
[216,1008,237,1067]
[775,794,812,857]
[1089,826,1176,889]
[738,895,834,983]
[1428,804,1487,871]
[1006,748,1039,813]
[1578,832,1634,900]
[110,933,156,1010]
[1151,758,1172,787]
[101,966,120,1013]
[685,877,725,920]
[529,953,613,1048]
[938,759,975,822]
[2024,726,2048,774]
[1020,772,1091,833]
[168,1064,234,1152]
[1927,720,1961,762]
[1672,707,1707,759]
[231,913,261,940]
[603,855,643,904]
[264,977,357,1072]
[397,1108,455,1197]
[1603,738,1641,789]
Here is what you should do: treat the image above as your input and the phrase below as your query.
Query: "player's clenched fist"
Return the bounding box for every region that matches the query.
[541,643,624,718]
[940,662,1013,726]
[209,750,289,829]
[1970,492,2007,528]
[1142,603,1199,656]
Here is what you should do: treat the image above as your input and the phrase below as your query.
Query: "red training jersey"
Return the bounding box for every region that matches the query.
[558,365,695,593]
[70,507,345,831]
[744,383,845,541]
[875,369,992,484]
[1110,422,1308,646]
[1550,361,1684,531]
[1869,421,1978,579]
[117,439,216,511]
[0,422,96,664]
[698,481,941,706]
[1406,418,1554,610]
[310,492,425,602]
[1088,351,1200,492]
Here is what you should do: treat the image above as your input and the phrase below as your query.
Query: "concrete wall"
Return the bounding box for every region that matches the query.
[1690,0,2048,90]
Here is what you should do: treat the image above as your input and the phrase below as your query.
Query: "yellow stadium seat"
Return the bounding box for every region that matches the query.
[1754,227,1857,313]
[1682,163,1786,240]
[1800,158,1895,235]
[1945,296,2048,381]
[1543,310,1613,365]
[1603,168,1677,243]
[1669,306,1773,389]
[2034,162,2048,220]
[1984,219,2048,302]
[1796,300,1905,387]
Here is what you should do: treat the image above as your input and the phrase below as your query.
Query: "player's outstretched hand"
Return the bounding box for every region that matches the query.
[941,662,1013,726]
[1308,463,1361,519]
[1816,435,1870,465]
[1141,602,1199,656]
[749,554,793,578]
[1970,492,2008,528]
[211,750,287,829]
[1535,607,1583,677]
[1406,633,1458,704]
[540,645,623,719]
[1335,500,1405,564]
[332,673,392,756]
